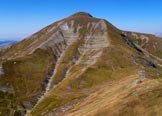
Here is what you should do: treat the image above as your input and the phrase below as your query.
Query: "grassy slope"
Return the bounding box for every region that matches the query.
[0,48,55,116]
[64,75,162,116]
[64,30,162,116]
[0,20,61,60]
[51,39,83,86]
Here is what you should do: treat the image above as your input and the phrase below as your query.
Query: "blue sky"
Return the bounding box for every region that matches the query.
[0,0,162,40]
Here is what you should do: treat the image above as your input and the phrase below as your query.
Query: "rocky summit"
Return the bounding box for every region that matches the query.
[0,12,162,116]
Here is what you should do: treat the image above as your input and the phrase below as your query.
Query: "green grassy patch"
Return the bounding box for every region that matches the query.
[0,48,55,115]
[51,39,83,85]
[2,48,55,97]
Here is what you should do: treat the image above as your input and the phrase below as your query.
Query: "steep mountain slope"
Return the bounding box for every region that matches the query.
[0,12,162,116]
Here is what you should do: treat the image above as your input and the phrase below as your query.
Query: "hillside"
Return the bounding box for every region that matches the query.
[0,12,162,116]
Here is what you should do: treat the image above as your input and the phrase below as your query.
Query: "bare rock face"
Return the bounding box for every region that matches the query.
[37,15,109,59]
[39,20,80,57]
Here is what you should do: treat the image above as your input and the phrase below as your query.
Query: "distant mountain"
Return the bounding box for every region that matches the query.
[0,40,17,47]
[155,32,162,37]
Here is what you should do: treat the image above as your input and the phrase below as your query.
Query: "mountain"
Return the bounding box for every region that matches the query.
[155,32,162,38]
[0,40,17,47]
[1,12,162,116]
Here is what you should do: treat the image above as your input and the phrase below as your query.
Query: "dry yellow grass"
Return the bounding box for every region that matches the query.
[62,74,162,116]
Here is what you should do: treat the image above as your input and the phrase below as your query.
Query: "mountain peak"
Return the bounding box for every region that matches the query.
[71,12,93,17]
